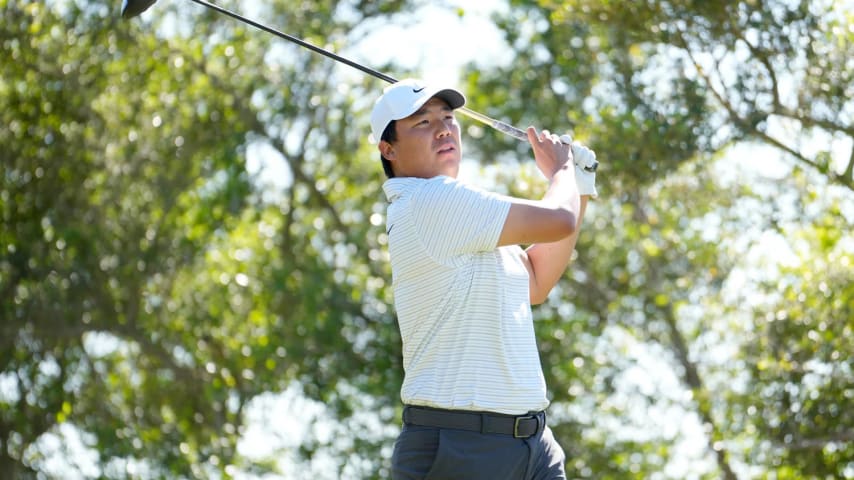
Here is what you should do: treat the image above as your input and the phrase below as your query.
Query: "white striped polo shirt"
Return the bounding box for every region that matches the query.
[383,176,549,415]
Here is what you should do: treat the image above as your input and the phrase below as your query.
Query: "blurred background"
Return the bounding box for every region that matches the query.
[1,0,852,478]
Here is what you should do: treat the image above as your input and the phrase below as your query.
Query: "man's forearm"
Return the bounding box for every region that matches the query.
[526,197,588,305]
[542,163,582,229]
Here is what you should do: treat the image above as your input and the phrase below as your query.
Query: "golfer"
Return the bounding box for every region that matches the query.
[371,79,598,480]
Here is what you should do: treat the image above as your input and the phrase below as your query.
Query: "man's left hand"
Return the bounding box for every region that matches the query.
[571,143,598,198]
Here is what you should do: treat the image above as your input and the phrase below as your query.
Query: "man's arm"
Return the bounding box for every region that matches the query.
[496,127,597,305]
[523,197,588,304]
[497,127,581,247]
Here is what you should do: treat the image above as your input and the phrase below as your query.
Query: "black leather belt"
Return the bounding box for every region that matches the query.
[403,405,545,439]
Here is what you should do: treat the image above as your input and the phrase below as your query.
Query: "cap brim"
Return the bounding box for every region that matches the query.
[122,0,158,18]
[431,88,465,110]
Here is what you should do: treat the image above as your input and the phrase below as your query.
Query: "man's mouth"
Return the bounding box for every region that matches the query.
[437,143,456,154]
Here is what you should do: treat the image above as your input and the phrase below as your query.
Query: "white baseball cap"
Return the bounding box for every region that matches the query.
[369,78,466,143]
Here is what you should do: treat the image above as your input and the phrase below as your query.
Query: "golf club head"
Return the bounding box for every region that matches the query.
[122,0,158,18]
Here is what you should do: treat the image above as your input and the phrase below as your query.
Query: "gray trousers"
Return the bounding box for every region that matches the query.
[390,421,567,480]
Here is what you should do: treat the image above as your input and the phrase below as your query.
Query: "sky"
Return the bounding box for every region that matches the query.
[350,1,510,84]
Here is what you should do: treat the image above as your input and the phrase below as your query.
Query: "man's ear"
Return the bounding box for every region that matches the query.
[379,140,395,160]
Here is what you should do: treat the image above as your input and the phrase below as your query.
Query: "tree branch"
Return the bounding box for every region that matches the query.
[661,303,738,480]
[635,196,738,480]
[675,30,853,191]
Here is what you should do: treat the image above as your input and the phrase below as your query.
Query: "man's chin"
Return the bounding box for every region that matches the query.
[440,162,460,179]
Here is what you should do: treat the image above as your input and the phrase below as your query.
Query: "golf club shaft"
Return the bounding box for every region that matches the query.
[185,0,529,142]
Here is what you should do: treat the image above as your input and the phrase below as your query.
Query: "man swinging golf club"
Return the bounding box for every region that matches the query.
[372,79,598,480]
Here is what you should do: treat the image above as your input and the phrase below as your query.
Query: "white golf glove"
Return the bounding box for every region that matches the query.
[571,142,597,198]
[558,134,598,198]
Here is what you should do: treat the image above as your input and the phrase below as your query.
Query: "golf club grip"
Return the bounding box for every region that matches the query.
[457,108,527,142]
[458,109,598,172]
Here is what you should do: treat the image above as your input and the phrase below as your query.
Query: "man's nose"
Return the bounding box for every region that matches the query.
[436,120,452,137]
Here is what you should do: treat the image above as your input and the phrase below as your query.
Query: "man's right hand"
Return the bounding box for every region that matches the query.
[526,126,573,180]
[497,127,582,248]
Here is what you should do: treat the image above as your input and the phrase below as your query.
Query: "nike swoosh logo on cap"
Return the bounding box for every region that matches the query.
[413,87,425,93]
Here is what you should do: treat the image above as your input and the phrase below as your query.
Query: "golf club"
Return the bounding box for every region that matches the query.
[121,0,597,171]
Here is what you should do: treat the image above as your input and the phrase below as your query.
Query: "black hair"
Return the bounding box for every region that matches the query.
[380,120,397,179]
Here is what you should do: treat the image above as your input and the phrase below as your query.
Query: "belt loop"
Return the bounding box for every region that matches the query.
[480,412,488,434]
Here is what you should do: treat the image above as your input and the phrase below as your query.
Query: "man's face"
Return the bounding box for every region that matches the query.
[379,97,462,179]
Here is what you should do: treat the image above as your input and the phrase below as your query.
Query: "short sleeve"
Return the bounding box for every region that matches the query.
[409,177,511,261]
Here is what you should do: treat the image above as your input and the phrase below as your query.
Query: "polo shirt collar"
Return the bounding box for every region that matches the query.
[383,176,450,203]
